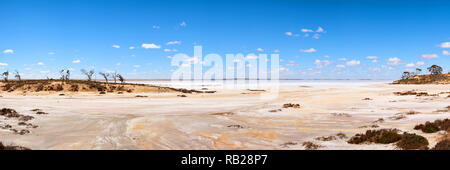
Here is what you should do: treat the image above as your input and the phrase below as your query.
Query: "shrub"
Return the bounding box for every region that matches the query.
[283,103,300,108]
[432,139,450,150]
[0,142,31,150]
[396,133,429,150]
[348,129,402,144]
[302,141,321,150]
[414,119,450,133]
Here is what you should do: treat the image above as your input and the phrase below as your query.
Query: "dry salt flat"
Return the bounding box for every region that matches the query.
[0,80,448,150]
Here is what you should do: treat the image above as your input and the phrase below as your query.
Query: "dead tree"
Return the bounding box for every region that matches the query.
[99,72,109,83]
[81,69,95,81]
[2,71,9,81]
[14,70,21,81]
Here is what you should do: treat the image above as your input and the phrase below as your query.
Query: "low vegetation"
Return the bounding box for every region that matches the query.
[282,103,301,108]
[432,139,450,150]
[414,119,450,133]
[302,141,321,150]
[392,65,449,84]
[396,133,429,150]
[0,142,31,150]
[393,91,437,96]
[348,129,402,144]
[348,129,429,150]
[0,79,176,94]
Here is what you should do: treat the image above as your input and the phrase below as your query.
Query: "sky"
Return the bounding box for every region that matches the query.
[0,0,449,80]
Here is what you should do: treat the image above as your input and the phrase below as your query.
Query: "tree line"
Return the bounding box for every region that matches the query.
[1,69,125,83]
[401,64,446,80]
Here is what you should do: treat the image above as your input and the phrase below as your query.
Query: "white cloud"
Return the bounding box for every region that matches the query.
[406,61,425,68]
[371,68,381,72]
[301,28,313,33]
[387,57,402,65]
[372,60,378,63]
[152,25,160,29]
[48,52,55,55]
[338,58,347,61]
[279,66,289,72]
[420,54,439,59]
[336,64,345,68]
[366,56,378,59]
[0,62,8,66]
[129,46,135,50]
[40,70,50,74]
[245,55,258,60]
[185,56,204,65]
[72,60,81,63]
[346,60,360,66]
[285,32,293,36]
[180,21,187,27]
[443,50,450,55]
[257,48,264,52]
[116,62,121,66]
[314,59,331,68]
[164,48,177,52]
[406,63,416,67]
[438,42,450,48]
[134,65,141,68]
[300,48,316,53]
[316,26,324,33]
[415,61,425,66]
[273,49,280,53]
[167,56,172,59]
[142,43,161,49]
[312,34,320,39]
[112,45,120,48]
[3,49,13,54]
[324,55,330,58]
[167,41,181,45]
[37,62,45,66]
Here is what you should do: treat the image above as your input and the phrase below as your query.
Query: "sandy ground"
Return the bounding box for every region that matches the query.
[0,81,449,150]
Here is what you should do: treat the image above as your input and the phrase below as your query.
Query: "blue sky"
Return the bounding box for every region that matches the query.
[1,0,449,80]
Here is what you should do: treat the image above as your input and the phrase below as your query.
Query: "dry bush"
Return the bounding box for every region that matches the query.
[302,141,321,150]
[1,108,34,121]
[348,129,402,144]
[0,142,31,150]
[0,108,21,118]
[210,112,234,116]
[315,136,337,141]
[283,103,300,108]
[396,133,429,150]
[348,129,429,150]
[227,125,244,129]
[405,111,420,115]
[414,119,450,133]
[393,91,434,96]
[18,115,34,121]
[432,139,450,150]
[70,84,79,92]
